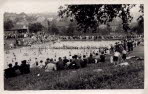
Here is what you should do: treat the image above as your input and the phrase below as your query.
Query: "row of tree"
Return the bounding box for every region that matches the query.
[58,4,144,34]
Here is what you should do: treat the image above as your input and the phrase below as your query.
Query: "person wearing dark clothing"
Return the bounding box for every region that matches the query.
[127,41,131,52]
[19,60,30,74]
[123,40,127,50]
[69,55,81,69]
[100,52,105,62]
[13,62,20,75]
[13,62,20,70]
[56,57,64,70]
[81,55,87,68]
[110,45,114,55]
[88,54,95,64]
[63,56,69,67]
[131,41,134,51]
[115,43,120,52]
[4,64,16,78]
[45,58,50,67]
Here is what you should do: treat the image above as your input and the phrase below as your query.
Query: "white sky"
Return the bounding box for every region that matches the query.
[1,0,64,13]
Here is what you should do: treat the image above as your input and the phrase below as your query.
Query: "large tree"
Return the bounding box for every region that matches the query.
[137,4,144,34]
[58,4,143,33]
[50,23,59,34]
[66,23,75,36]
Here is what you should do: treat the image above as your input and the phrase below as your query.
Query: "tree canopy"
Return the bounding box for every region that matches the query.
[4,19,14,30]
[58,4,143,33]
[29,22,43,33]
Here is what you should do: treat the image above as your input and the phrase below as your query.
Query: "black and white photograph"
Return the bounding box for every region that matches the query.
[2,0,145,91]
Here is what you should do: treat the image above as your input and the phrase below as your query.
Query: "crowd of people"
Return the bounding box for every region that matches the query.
[4,37,143,79]
[5,32,58,49]
[5,31,143,49]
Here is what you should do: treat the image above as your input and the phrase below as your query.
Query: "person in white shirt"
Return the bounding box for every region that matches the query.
[45,59,57,72]
[38,60,44,69]
[113,51,121,65]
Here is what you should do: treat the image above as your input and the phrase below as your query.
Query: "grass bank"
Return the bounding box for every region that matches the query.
[4,45,144,90]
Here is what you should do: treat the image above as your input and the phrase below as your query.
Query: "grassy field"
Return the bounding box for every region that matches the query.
[4,45,144,90]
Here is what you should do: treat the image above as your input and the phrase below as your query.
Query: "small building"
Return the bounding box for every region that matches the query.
[12,24,29,34]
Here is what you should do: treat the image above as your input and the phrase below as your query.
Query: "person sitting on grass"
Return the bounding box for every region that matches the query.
[19,60,30,74]
[38,60,44,69]
[63,56,69,68]
[69,55,81,69]
[13,62,20,75]
[94,53,100,63]
[45,58,50,67]
[4,63,16,78]
[78,56,83,66]
[13,62,20,70]
[66,59,72,69]
[56,57,64,70]
[45,59,57,72]
[88,54,95,64]
[100,52,105,63]
[81,55,87,68]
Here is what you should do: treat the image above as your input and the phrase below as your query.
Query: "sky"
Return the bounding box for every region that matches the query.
[1,0,64,13]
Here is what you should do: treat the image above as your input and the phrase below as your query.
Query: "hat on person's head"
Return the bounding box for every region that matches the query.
[46,58,50,60]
